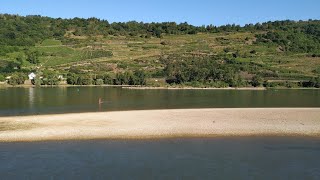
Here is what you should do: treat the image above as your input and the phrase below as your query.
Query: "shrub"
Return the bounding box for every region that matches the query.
[160,41,168,46]
[285,81,299,88]
[251,75,263,87]
[133,70,147,85]
[311,77,320,88]
[0,74,5,82]
[77,75,93,85]
[95,78,104,85]
[41,76,59,85]
[103,74,113,85]
[250,50,257,54]
[312,67,320,74]
[8,72,26,85]
[67,73,78,85]
[42,71,60,85]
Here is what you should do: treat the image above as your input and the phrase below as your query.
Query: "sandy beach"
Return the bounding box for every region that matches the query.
[0,108,320,142]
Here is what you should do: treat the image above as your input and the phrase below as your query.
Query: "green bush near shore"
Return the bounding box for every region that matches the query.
[7,72,26,85]
[65,70,147,86]
[0,74,5,82]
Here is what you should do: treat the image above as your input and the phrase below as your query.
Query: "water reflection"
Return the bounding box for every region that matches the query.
[28,87,35,108]
[0,87,319,116]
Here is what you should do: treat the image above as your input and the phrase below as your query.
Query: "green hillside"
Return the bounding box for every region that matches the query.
[0,14,319,87]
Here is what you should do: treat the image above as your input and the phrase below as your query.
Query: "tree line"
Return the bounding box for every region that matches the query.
[255,23,320,53]
[161,55,320,88]
[2,65,319,88]
[66,70,146,86]
[1,13,319,46]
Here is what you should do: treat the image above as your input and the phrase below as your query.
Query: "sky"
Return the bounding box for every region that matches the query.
[0,0,319,26]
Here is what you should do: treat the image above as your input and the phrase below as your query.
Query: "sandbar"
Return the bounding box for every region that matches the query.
[0,108,319,142]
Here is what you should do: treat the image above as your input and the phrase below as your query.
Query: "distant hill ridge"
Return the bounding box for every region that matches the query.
[0,13,319,50]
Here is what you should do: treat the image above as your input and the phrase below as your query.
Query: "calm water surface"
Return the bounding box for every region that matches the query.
[1,87,320,179]
[1,137,320,180]
[0,87,319,116]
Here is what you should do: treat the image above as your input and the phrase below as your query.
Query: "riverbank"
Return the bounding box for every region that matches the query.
[0,83,135,88]
[0,108,319,142]
[122,87,267,90]
[1,83,319,90]
[0,83,266,90]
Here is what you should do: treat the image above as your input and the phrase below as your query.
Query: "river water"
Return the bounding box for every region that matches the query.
[0,87,319,179]
[1,137,320,180]
[0,87,319,116]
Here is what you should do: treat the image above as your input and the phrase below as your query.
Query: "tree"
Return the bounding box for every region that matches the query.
[67,73,79,85]
[103,74,113,85]
[154,28,162,38]
[95,79,104,85]
[26,50,40,64]
[77,74,93,85]
[310,77,320,88]
[251,75,263,87]
[114,73,128,85]
[8,72,26,85]
[16,55,23,69]
[0,74,5,82]
[34,70,42,87]
[3,61,19,73]
[134,70,147,85]
[123,72,133,85]
[42,70,60,85]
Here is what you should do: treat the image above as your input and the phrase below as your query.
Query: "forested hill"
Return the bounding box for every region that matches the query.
[1,14,320,51]
[0,14,320,88]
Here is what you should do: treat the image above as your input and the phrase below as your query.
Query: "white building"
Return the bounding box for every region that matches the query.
[28,72,36,80]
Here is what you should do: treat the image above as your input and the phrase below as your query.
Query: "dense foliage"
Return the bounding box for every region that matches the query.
[7,72,26,85]
[255,21,320,53]
[1,14,319,47]
[66,70,146,86]
[162,55,244,87]
[0,14,319,88]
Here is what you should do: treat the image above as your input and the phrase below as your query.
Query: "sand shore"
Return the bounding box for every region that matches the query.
[0,108,320,142]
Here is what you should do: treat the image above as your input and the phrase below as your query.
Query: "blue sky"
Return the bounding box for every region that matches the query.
[0,0,319,26]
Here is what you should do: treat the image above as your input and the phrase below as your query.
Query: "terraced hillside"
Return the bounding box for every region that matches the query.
[0,14,319,87]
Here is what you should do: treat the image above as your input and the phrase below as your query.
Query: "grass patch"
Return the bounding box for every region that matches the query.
[39,39,63,46]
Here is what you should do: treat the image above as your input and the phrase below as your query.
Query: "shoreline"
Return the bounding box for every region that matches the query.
[0,84,266,89]
[121,87,267,90]
[1,83,319,90]
[0,108,320,142]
